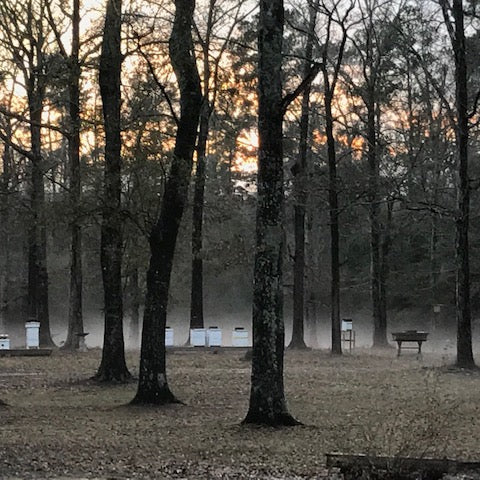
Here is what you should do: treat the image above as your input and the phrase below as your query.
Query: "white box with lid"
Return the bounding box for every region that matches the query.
[232,328,249,347]
[206,327,222,347]
[26,322,40,348]
[165,327,174,347]
[342,319,353,331]
[0,334,10,350]
[190,328,206,347]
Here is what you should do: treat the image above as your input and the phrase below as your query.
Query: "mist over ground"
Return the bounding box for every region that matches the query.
[6,304,475,359]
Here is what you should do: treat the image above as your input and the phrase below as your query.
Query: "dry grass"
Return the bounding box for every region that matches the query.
[1,348,480,479]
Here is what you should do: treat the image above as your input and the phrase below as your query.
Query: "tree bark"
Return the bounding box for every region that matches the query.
[27,84,54,348]
[325,92,341,354]
[366,92,387,347]
[95,0,131,381]
[127,264,141,349]
[289,0,318,351]
[63,0,84,351]
[243,0,299,426]
[189,0,217,333]
[0,124,12,332]
[321,6,350,354]
[379,199,393,328]
[449,0,474,368]
[290,200,307,349]
[131,0,202,404]
[189,101,210,330]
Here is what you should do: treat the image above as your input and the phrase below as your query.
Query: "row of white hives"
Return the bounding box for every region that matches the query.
[172,327,250,347]
[0,321,41,350]
[0,324,252,349]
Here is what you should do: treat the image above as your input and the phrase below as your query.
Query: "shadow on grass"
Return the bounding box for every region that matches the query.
[50,375,138,389]
[438,364,480,375]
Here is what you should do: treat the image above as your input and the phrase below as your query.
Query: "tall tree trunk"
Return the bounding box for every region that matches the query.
[128,265,140,348]
[290,200,307,349]
[95,0,130,381]
[449,0,474,368]
[0,126,12,332]
[322,8,350,354]
[27,86,54,348]
[305,210,319,348]
[379,199,393,327]
[243,0,299,426]
[325,92,341,354]
[367,95,386,347]
[189,0,217,333]
[430,211,439,301]
[63,0,84,351]
[406,58,416,195]
[131,0,202,404]
[289,0,318,351]
[425,89,441,305]
[189,101,210,330]
[126,129,145,349]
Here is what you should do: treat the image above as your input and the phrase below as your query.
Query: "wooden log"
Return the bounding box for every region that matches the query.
[326,452,480,476]
[0,348,52,357]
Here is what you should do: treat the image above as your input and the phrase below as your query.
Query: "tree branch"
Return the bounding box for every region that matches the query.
[468,88,480,120]
[0,106,69,137]
[439,0,455,45]
[45,1,68,58]
[282,61,322,113]
[0,129,34,160]
[395,25,456,126]
[135,42,179,126]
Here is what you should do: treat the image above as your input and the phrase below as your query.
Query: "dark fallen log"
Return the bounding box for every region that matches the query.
[0,349,52,357]
[326,452,480,479]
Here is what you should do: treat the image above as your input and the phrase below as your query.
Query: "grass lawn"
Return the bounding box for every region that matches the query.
[1,348,480,479]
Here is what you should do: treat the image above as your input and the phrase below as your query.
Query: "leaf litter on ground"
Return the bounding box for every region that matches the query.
[1,348,480,479]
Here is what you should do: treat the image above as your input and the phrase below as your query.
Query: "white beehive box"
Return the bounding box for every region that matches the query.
[190,328,206,347]
[232,327,249,347]
[0,334,10,350]
[206,327,222,347]
[342,319,353,331]
[165,327,174,347]
[26,321,40,348]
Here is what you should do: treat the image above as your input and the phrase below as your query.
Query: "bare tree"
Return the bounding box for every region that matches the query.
[243,0,316,426]
[288,0,320,351]
[46,0,85,351]
[0,89,15,334]
[319,0,353,354]
[347,0,398,347]
[95,0,131,381]
[440,0,475,368]
[189,0,247,331]
[65,0,84,351]
[131,0,202,404]
[0,0,55,347]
